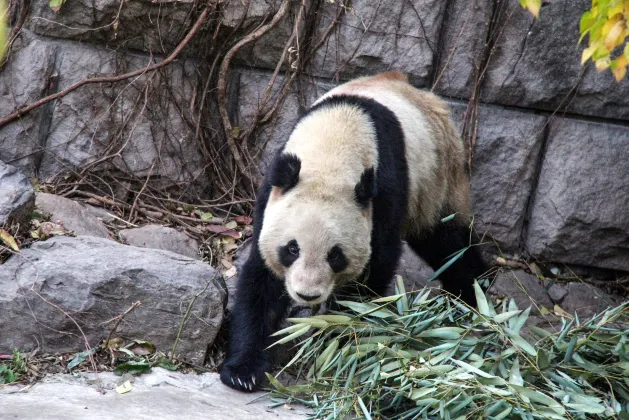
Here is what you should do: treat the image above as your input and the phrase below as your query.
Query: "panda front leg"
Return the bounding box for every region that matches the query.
[219,248,291,392]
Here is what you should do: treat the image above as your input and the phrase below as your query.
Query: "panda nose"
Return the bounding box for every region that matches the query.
[296,292,322,302]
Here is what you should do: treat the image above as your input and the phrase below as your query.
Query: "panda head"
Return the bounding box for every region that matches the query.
[258,152,377,306]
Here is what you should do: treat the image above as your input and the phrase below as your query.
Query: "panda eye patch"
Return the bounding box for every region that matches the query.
[327,245,348,273]
[279,239,300,267]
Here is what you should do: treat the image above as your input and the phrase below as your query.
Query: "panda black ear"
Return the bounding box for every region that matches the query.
[270,153,301,193]
[354,167,376,208]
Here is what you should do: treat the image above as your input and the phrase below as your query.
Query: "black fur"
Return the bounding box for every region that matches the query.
[278,240,299,267]
[269,153,301,192]
[219,94,487,393]
[354,167,377,208]
[327,245,349,273]
[219,175,292,392]
[406,213,487,306]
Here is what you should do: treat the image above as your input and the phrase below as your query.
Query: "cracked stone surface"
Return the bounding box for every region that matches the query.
[0,161,35,225]
[448,102,546,253]
[526,117,629,272]
[35,193,111,238]
[0,368,309,420]
[0,236,225,364]
[119,225,200,260]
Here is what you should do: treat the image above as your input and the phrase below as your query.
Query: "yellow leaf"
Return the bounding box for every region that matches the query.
[601,14,622,39]
[115,380,133,394]
[608,4,624,18]
[525,0,541,18]
[612,64,627,81]
[0,228,19,252]
[595,57,611,71]
[582,43,598,64]
[553,304,573,319]
[612,55,628,81]
[604,20,626,50]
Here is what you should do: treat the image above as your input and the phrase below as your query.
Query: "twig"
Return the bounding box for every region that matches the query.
[170,274,216,360]
[216,0,291,180]
[102,301,142,349]
[0,1,214,128]
[29,288,97,371]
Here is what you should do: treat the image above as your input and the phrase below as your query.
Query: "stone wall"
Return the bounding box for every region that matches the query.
[1,0,628,277]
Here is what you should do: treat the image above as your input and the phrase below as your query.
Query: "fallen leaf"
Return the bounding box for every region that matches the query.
[127,340,156,356]
[220,257,233,269]
[206,225,242,239]
[224,221,237,229]
[115,380,133,394]
[0,228,19,252]
[528,262,542,277]
[223,243,238,253]
[553,304,573,319]
[224,266,237,278]
[234,216,253,225]
[113,362,152,376]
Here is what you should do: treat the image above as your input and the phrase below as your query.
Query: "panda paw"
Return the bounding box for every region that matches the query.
[219,356,269,393]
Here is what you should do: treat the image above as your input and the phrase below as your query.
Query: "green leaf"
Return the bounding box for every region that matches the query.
[113,362,152,376]
[67,349,96,370]
[428,248,467,283]
[440,214,456,223]
[493,310,522,323]
[418,327,464,340]
[509,357,524,386]
[474,281,491,316]
[268,325,311,347]
[48,0,66,12]
[504,327,537,356]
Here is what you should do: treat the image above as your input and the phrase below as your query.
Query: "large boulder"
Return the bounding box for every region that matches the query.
[526,117,629,272]
[0,236,225,364]
[0,161,35,225]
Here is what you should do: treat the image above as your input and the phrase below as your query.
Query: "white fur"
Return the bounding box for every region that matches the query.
[258,104,377,305]
[315,84,442,230]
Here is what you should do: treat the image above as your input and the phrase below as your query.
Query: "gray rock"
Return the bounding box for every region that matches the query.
[0,236,225,364]
[488,269,553,314]
[0,161,35,225]
[0,33,203,183]
[546,282,569,304]
[559,282,623,319]
[467,106,545,251]
[35,193,110,238]
[310,0,446,84]
[395,243,436,292]
[448,102,546,253]
[432,0,492,98]
[0,369,308,419]
[28,0,197,53]
[479,0,629,119]
[35,38,202,182]
[0,34,56,173]
[236,70,334,174]
[526,118,629,271]
[119,225,200,260]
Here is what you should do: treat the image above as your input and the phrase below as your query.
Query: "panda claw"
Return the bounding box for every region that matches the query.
[238,378,243,387]
[231,378,235,386]
[252,376,256,385]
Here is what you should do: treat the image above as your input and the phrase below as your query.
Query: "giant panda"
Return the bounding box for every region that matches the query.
[219,71,488,392]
